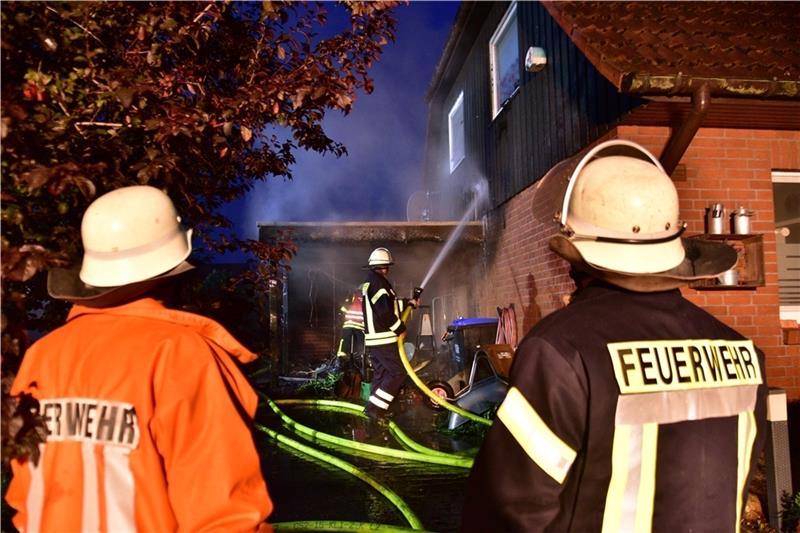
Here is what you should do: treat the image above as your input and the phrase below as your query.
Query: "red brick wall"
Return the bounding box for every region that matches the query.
[477,126,800,399]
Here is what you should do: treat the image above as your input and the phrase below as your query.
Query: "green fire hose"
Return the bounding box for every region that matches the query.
[255,423,424,530]
[274,398,473,459]
[261,393,473,469]
[273,520,424,532]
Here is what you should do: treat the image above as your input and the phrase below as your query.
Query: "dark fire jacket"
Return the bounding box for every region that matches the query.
[362,269,406,347]
[461,282,767,533]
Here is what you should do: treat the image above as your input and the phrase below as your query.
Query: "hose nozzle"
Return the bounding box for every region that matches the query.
[412,287,423,300]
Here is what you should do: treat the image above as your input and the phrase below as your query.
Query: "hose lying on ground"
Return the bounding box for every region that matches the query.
[273,520,425,532]
[255,422,424,531]
[260,393,473,469]
[274,398,473,459]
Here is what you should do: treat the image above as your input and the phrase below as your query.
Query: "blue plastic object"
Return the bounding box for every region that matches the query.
[450,317,498,328]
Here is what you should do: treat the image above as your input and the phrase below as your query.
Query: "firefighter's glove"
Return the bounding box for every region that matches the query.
[408,298,419,309]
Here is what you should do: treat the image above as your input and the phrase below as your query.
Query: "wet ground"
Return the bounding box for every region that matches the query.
[255,384,487,532]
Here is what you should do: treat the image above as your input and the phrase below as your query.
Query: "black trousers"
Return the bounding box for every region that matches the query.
[364,343,406,415]
[337,327,364,357]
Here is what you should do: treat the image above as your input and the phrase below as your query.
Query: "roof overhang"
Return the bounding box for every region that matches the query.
[622,96,800,131]
[258,221,484,244]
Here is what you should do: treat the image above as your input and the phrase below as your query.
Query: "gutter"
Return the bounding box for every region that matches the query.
[658,83,711,176]
[621,74,799,100]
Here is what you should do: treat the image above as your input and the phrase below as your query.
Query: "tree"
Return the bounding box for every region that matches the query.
[0,0,397,466]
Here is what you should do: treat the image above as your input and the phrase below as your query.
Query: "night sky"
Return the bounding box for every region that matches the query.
[220,1,461,242]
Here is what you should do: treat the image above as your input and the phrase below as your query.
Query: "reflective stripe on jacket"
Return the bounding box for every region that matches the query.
[7,297,273,532]
[362,270,406,346]
[341,293,365,331]
[461,283,767,533]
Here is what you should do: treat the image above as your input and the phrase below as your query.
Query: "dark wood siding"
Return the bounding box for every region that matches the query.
[427,2,643,211]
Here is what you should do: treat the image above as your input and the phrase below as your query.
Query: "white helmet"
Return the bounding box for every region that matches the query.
[367,247,393,268]
[545,139,736,292]
[560,144,685,274]
[79,185,193,287]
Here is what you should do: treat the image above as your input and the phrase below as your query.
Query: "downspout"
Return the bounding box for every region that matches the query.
[659,83,711,175]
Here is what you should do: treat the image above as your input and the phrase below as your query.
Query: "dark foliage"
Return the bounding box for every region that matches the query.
[1,0,397,467]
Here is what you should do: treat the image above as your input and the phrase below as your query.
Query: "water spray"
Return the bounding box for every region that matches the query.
[419,179,488,289]
[394,179,496,425]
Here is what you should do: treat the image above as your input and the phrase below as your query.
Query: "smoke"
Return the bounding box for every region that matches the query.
[219,3,461,242]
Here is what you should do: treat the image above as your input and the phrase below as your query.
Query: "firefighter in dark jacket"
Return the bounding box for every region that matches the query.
[361,247,418,420]
[461,140,767,533]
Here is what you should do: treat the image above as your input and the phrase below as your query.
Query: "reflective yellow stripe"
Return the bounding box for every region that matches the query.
[366,331,396,340]
[602,425,631,533]
[634,424,658,533]
[496,387,576,484]
[365,337,397,346]
[736,411,757,533]
[363,283,375,334]
[603,423,659,533]
[389,318,403,333]
[371,289,388,304]
[365,331,398,346]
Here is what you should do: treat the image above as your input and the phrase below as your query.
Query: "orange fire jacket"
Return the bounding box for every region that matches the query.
[6,298,273,532]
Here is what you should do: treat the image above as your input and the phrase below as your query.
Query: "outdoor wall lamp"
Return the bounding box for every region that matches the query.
[525,46,547,73]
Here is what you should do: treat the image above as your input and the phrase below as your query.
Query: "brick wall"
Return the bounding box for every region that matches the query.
[477,126,800,399]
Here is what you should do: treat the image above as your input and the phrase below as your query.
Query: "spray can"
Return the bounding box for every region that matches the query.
[732,207,754,234]
[707,203,726,234]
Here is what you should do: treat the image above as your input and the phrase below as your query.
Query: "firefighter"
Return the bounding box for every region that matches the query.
[361,247,418,420]
[5,186,273,532]
[461,140,767,532]
[336,290,365,367]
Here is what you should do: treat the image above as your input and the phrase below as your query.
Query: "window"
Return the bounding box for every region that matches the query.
[490,2,520,118]
[772,171,800,321]
[448,91,465,172]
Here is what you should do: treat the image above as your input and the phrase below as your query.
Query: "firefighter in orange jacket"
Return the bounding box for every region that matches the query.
[5,186,273,532]
[461,141,767,532]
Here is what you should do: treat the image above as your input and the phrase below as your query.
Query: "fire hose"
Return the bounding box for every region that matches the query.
[398,300,492,427]
[273,520,422,532]
[274,398,473,460]
[260,393,473,468]
[256,396,473,531]
[255,423,425,531]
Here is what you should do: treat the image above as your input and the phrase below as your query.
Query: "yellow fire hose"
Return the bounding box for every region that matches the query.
[398,307,492,426]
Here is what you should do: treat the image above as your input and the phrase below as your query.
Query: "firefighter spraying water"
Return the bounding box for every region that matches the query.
[359,181,493,424]
[361,247,420,421]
